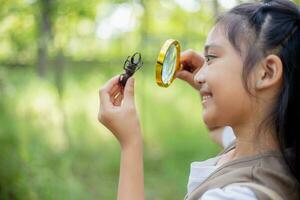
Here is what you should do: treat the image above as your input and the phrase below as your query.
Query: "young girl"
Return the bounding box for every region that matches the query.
[98,0,300,199]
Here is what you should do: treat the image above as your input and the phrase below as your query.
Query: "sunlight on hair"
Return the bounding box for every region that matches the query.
[218,0,238,9]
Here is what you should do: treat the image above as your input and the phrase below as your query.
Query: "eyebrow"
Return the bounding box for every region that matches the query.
[204,44,224,54]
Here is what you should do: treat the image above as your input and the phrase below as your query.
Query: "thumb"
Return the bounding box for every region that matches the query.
[123,77,135,105]
[176,70,194,85]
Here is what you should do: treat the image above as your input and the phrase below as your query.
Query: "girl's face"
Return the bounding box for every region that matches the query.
[195,26,254,129]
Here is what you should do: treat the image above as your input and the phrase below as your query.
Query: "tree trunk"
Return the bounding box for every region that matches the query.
[212,0,220,19]
[37,0,53,78]
[54,49,70,147]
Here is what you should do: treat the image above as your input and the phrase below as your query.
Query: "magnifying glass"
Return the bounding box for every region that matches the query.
[156,39,182,87]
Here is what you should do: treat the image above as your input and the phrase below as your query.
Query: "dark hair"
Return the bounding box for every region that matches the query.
[217,0,300,183]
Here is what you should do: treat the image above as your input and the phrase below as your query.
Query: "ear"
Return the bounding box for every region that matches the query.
[255,55,283,90]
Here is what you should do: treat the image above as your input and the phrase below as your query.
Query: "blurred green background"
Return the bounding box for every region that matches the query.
[1,0,300,199]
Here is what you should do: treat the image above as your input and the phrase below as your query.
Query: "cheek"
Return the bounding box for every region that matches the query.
[203,68,252,127]
[215,82,251,123]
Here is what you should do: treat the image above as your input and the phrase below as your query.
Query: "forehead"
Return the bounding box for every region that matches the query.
[205,25,244,57]
[205,26,229,50]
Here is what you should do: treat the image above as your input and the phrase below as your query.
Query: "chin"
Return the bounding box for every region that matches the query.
[202,111,218,129]
[202,106,226,129]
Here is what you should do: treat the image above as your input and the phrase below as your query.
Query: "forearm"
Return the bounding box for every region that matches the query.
[118,136,144,200]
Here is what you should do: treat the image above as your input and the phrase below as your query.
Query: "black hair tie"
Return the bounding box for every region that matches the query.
[260,1,271,10]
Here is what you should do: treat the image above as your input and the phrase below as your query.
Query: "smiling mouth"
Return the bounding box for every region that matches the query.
[201,94,212,104]
[200,89,213,105]
[202,94,212,100]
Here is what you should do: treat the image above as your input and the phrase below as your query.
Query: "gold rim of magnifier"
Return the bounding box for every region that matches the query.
[156,39,181,87]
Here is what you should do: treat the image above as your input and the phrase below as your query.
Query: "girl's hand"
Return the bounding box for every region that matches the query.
[176,49,205,90]
[98,75,141,149]
[99,76,144,200]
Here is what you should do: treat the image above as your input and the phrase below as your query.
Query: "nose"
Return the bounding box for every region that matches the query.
[194,64,206,87]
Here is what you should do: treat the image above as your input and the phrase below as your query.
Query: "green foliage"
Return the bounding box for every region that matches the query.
[0,64,219,199]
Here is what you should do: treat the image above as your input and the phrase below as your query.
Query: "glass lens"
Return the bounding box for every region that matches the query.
[162,44,177,84]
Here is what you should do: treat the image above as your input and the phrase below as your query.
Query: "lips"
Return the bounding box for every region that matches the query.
[200,89,213,105]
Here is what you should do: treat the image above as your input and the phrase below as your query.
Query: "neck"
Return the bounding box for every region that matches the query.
[231,123,279,159]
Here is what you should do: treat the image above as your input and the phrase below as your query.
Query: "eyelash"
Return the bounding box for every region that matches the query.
[205,55,217,63]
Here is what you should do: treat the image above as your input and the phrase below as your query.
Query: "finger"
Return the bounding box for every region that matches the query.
[109,84,121,96]
[99,88,113,110]
[123,77,135,106]
[113,92,124,106]
[110,87,123,102]
[102,75,121,93]
[99,75,121,109]
[180,49,204,72]
[181,50,204,65]
[176,70,194,83]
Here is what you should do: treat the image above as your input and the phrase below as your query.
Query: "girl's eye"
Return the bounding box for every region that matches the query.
[205,55,217,63]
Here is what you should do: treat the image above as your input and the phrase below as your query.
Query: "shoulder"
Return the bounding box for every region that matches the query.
[249,153,299,199]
